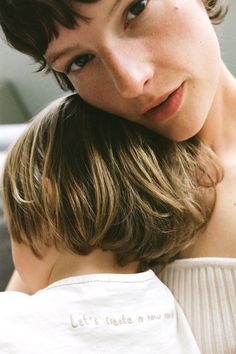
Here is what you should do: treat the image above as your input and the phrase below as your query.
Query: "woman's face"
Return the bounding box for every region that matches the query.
[46,0,222,141]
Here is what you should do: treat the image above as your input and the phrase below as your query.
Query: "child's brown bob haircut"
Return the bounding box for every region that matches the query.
[2,94,220,269]
[0,0,228,91]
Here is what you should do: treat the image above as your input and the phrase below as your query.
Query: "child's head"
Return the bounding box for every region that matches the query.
[2,94,220,279]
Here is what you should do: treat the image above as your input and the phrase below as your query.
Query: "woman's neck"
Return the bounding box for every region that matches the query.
[198,62,236,165]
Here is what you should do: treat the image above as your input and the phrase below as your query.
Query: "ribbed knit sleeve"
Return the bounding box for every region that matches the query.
[159,258,236,354]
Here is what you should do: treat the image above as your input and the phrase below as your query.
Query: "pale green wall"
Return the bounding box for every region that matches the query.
[219,1,236,75]
[0,41,63,121]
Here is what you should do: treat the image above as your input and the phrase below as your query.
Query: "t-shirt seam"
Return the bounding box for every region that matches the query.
[45,274,157,290]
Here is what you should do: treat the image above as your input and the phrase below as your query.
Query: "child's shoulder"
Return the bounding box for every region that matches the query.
[0,291,33,337]
[0,291,32,314]
[0,290,51,336]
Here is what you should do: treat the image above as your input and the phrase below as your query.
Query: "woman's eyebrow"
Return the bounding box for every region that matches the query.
[46,47,78,68]
[46,0,124,67]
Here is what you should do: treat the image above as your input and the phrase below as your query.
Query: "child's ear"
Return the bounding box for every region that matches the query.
[42,177,55,212]
[42,177,53,197]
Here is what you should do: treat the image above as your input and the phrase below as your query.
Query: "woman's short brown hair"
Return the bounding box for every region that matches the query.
[0,0,229,91]
[2,94,221,269]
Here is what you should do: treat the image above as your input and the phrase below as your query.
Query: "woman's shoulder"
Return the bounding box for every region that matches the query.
[159,258,236,354]
[159,257,236,284]
[161,257,236,270]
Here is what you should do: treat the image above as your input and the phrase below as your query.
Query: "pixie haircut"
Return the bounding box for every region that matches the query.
[2,94,221,269]
[0,0,229,91]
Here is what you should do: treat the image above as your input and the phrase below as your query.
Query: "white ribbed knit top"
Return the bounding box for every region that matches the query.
[159,258,236,354]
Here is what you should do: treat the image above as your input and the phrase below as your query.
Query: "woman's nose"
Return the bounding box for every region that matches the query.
[100,42,154,99]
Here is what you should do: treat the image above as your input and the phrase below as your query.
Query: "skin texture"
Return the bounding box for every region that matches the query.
[11,240,139,292]
[46,0,224,141]
[10,241,57,292]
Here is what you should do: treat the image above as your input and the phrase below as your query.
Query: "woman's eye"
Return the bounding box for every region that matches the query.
[67,54,94,73]
[126,0,148,22]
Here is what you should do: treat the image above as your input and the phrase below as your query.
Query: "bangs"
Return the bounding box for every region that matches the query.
[0,0,97,69]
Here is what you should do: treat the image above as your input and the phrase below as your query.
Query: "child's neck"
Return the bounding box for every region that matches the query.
[48,249,139,285]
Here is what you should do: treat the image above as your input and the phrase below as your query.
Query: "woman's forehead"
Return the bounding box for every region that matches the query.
[45,0,130,61]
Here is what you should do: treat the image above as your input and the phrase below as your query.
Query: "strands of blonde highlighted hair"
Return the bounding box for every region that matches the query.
[3,94,222,269]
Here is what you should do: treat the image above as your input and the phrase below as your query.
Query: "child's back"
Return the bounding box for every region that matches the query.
[1,94,214,353]
[0,270,199,353]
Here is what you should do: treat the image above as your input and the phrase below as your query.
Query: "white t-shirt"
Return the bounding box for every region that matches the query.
[0,270,199,353]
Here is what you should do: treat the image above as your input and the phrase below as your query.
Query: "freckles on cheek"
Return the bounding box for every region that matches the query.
[71,75,93,99]
[75,87,106,111]
[74,77,112,110]
[166,14,199,54]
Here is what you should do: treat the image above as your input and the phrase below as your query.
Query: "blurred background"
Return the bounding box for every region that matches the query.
[0,40,63,125]
[0,1,235,289]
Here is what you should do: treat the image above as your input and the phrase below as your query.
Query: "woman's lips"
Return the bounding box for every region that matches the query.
[142,83,185,124]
